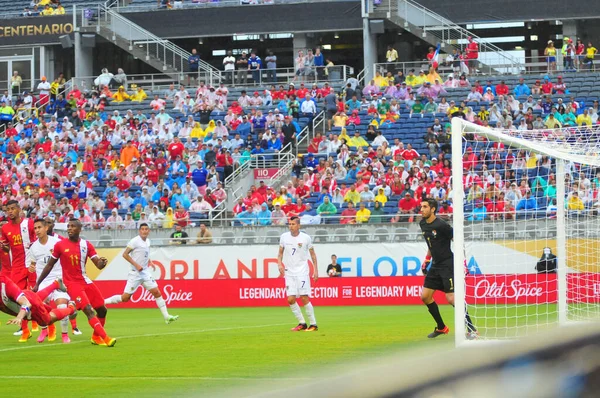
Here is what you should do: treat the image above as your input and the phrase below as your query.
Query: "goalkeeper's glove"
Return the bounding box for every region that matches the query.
[421,254,432,276]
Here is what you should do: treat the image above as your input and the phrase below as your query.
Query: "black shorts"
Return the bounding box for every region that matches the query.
[423,262,454,293]
[327,110,336,119]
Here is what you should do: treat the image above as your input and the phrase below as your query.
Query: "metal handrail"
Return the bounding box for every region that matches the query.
[77,3,221,85]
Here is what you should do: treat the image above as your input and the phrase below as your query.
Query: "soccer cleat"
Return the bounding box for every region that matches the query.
[13,328,23,336]
[56,278,67,292]
[37,328,49,343]
[18,329,32,343]
[48,324,57,342]
[305,325,319,332]
[291,323,307,331]
[31,321,39,332]
[90,335,107,346]
[427,326,450,338]
[72,328,82,336]
[165,315,179,324]
[61,333,71,344]
[466,330,479,341]
[104,337,117,347]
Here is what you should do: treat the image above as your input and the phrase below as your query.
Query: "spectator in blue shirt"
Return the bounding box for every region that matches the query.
[188,49,200,85]
[132,191,148,209]
[314,47,325,79]
[267,135,282,151]
[191,161,208,187]
[304,153,317,169]
[316,187,332,205]
[251,143,264,155]
[469,200,487,221]
[516,191,538,212]
[237,208,257,226]
[345,95,361,112]
[514,78,531,97]
[63,176,77,199]
[256,203,272,226]
[248,52,262,84]
[482,80,496,96]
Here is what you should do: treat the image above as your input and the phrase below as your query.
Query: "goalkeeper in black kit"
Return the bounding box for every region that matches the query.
[419,198,477,339]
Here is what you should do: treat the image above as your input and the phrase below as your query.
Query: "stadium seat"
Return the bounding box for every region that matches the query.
[334,228,351,242]
[392,228,409,242]
[240,230,258,244]
[373,227,389,242]
[220,231,236,245]
[313,229,329,243]
[353,227,370,242]
[264,229,280,244]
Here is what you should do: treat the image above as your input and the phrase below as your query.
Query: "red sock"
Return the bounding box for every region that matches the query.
[98,317,106,327]
[70,318,77,329]
[21,319,30,334]
[88,316,107,339]
[36,281,59,301]
[51,306,74,320]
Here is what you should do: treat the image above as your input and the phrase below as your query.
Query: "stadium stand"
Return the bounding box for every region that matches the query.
[1,65,600,232]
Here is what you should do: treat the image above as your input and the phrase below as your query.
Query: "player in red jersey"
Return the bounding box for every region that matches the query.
[35,219,116,347]
[0,271,76,338]
[1,200,38,336]
[44,216,82,336]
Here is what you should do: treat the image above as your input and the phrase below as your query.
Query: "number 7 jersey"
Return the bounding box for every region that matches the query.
[30,235,63,283]
[279,232,313,277]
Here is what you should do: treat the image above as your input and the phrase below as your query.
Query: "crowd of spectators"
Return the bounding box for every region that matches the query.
[0,64,343,230]
[229,68,600,225]
[22,0,65,16]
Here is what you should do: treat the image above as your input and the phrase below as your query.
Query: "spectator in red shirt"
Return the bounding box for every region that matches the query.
[437,201,453,220]
[401,143,419,162]
[340,202,357,224]
[295,180,310,200]
[398,192,419,221]
[495,80,509,96]
[542,77,553,95]
[167,136,185,160]
[466,36,479,74]
[174,205,189,227]
[114,175,131,192]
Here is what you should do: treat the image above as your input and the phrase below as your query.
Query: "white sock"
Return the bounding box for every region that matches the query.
[155,296,170,320]
[289,303,306,324]
[104,295,123,305]
[57,304,69,334]
[305,302,317,326]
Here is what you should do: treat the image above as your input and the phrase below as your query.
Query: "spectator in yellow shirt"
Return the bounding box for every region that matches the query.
[332,111,348,128]
[526,152,538,169]
[567,192,584,212]
[374,188,388,205]
[112,86,130,103]
[544,114,562,129]
[355,202,371,223]
[348,131,368,147]
[41,4,54,15]
[373,71,388,89]
[343,184,361,205]
[405,70,418,86]
[130,85,148,102]
[576,109,592,126]
[54,4,66,15]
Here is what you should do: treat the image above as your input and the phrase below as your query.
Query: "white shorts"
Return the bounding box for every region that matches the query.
[285,275,311,297]
[124,270,159,295]
[40,280,70,303]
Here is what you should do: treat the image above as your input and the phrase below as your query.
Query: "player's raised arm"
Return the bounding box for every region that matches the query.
[122,246,142,272]
[34,256,58,292]
[277,246,285,277]
[309,247,318,283]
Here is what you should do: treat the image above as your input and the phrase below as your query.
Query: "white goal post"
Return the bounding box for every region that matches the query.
[451,118,600,346]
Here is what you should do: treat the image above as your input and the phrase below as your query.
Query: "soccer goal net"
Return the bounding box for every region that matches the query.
[451,117,600,346]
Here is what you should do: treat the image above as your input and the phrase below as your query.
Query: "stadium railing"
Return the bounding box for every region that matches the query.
[72,66,352,93]
[374,54,600,77]
[70,213,589,246]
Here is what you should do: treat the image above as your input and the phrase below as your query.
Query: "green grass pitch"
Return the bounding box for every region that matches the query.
[0,306,457,397]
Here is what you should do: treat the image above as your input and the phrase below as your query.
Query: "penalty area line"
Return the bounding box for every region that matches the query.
[0,323,289,353]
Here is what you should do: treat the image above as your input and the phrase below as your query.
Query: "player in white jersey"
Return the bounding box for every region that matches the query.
[104,223,179,324]
[278,216,319,332]
[29,218,72,343]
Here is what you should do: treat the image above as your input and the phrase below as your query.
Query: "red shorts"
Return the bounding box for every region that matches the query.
[10,267,28,290]
[23,290,52,326]
[67,282,105,310]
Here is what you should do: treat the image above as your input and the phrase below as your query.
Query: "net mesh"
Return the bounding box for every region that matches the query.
[455,122,600,341]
